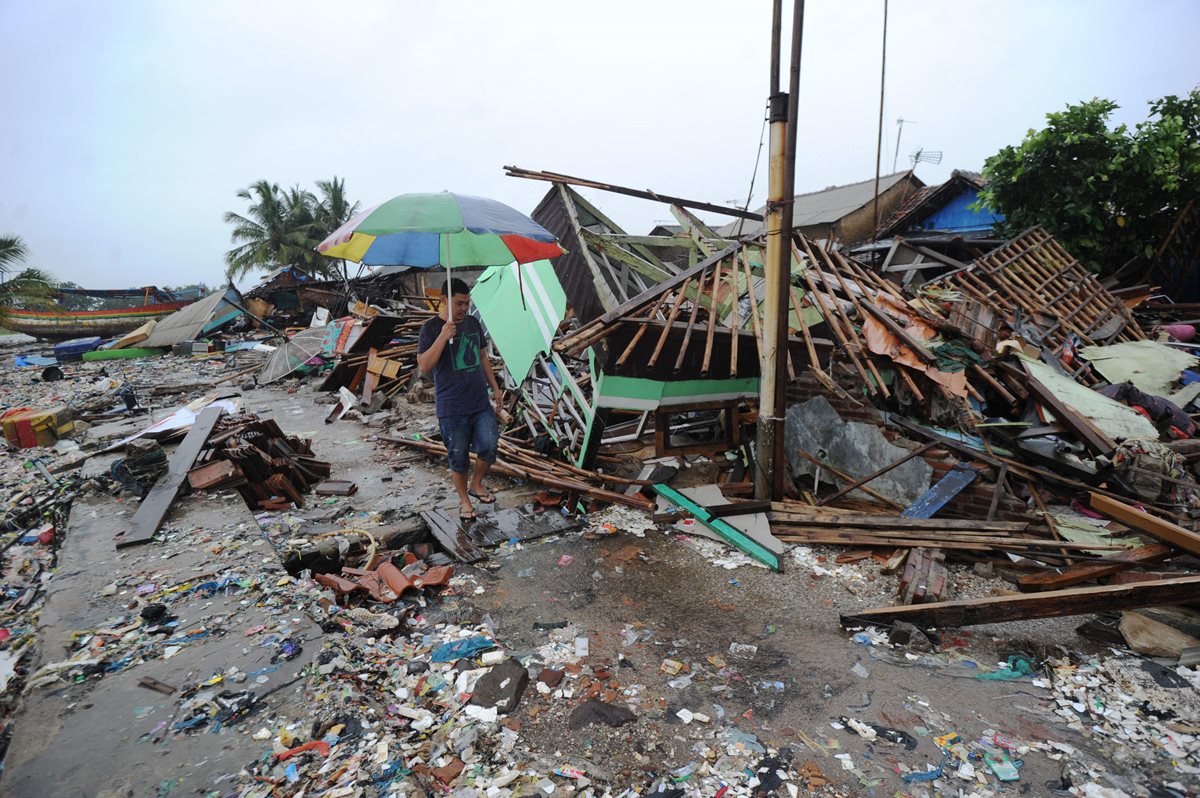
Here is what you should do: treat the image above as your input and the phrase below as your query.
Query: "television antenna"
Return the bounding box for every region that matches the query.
[910,148,943,166]
[893,118,915,172]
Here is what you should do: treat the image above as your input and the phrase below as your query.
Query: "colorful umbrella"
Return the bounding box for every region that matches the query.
[317,192,564,341]
[316,190,564,278]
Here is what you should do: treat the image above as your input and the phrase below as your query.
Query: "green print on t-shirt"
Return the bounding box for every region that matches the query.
[453,333,481,371]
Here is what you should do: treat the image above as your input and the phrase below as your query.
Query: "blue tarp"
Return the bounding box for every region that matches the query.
[14,355,57,368]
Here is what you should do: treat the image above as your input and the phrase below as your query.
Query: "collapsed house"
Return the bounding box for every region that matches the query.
[242,163,1200,631]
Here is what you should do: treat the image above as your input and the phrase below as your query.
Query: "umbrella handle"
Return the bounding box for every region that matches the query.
[447,239,455,344]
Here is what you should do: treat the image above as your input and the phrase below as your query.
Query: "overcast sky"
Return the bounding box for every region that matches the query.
[1,0,1196,290]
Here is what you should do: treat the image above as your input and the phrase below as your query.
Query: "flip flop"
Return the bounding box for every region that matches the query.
[458,510,477,522]
[468,489,496,504]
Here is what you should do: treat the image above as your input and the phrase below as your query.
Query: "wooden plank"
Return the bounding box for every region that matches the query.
[773,531,1124,551]
[706,499,772,518]
[791,448,904,512]
[1016,543,1175,592]
[117,405,225,549]
[840,575,1200,629]
[421,508,487,563]
[817,443,936,507]
[1089,493,1200,557]
[767,511,1028,532]
[985,465,1009,522]
[901,463,978,518]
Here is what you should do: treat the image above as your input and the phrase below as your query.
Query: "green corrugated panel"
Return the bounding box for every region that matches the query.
[473,260,566,384]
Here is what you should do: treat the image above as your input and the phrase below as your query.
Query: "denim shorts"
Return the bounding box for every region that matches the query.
[439,408,498,473]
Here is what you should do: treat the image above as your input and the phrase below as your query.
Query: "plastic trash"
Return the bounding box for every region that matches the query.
[430,636,494,663]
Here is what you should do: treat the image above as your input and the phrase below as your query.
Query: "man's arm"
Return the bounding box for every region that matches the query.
[416,320,455,373]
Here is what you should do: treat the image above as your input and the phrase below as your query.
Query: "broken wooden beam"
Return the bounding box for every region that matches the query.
[1089,493,1200,557]
[898,547,949,604]
[774,531,1124,552]
[816,442,936,507]
[768,507,1029,533]
[706,499,772,518]
[790,448,904,511]
[1016,543,1175,592]
[840,575,1200,629]
[1023,361,1117,454]
[118,404,225,549]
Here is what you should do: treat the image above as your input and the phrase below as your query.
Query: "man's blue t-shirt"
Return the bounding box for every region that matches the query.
[417,314,490,418]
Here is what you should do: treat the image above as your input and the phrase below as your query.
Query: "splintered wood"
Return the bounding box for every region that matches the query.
[940,226,1143,352]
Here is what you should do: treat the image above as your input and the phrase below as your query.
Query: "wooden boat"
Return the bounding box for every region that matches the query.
[4,287,196,341]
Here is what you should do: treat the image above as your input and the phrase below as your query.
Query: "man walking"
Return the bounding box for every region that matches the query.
[416,278,504,521]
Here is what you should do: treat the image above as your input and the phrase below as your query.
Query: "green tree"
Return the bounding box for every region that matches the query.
[0,234,30,276]
[223,178,360,281]
[0,236,56,328]
[977,90,1200,273]
[314,177,361,280]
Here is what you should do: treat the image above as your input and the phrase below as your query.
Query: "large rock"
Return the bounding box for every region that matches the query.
[784,396,932,506]
[568,699,637,729]
[468,659,529,714]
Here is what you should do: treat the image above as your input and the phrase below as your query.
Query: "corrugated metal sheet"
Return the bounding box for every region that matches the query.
[717,171,919,237]
[530,187,618,326]
[143,287,245,348]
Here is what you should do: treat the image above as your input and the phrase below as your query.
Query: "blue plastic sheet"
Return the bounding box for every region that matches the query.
[14,355,57,368]
[430,636,494,662]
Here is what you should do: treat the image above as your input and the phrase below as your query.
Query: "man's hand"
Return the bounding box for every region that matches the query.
[439,320,458,341]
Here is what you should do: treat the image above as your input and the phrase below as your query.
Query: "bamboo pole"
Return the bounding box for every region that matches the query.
[647,277,693,368]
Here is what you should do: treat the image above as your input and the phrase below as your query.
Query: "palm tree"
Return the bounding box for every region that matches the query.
[223,181,312,281]
[0,234,30,276]
[0,236,54,329]
[223,178,360,281]
[314,177,361,281]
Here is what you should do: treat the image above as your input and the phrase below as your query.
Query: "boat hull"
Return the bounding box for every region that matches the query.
[4,301,194,341]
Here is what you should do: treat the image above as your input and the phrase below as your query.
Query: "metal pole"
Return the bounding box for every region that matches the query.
[755,0,793,501]
[871,0,889,242]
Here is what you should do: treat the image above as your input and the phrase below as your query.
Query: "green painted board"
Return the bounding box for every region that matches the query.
[472,260,566,384]
[654,483,780,571]
[83,347,165,361]
[595,372,759,411]
[1022,357,1157,441]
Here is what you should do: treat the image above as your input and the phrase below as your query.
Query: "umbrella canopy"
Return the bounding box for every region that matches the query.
[257,327,328,385]
[316,192,564,268]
